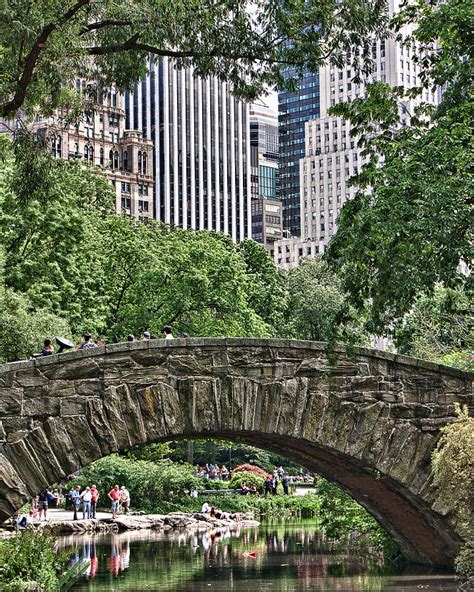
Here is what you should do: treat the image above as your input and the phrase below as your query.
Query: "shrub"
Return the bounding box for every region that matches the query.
[69,455,203,513]
[232,464,272,479]
[0,530,71,591]
[229,471,265,493]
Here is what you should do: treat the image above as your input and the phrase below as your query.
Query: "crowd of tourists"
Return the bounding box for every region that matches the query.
[66,484,131,520]
[195,464,231,480]
[11,484,131,527]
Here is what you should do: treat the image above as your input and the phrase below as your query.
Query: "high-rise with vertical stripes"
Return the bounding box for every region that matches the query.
[126,57,252,242]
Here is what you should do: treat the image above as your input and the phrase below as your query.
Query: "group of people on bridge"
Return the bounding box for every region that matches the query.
[38,326,177,357]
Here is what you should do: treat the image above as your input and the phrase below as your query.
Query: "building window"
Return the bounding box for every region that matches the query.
[51,135,61,158]
[114,151,119,169]
[100,148,104,166]
[109,150,114,169]
[123,150,128,171]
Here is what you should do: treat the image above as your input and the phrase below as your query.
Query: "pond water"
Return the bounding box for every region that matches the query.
[60,520,459,591]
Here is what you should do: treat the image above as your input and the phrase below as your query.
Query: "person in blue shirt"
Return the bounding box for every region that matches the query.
[70,486,81,520]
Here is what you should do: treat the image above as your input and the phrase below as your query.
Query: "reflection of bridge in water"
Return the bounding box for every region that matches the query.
[1,338,472,566]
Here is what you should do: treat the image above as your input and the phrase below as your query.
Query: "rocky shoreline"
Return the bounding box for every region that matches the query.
[2,512,259,537]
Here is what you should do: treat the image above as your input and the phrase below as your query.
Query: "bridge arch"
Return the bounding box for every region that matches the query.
[0,338,472,566]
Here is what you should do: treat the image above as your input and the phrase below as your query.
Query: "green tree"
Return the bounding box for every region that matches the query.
[0,134,280,348]
[326,0,473,336]
[70,455,202,513]
[393,284,473,369]
[0,0,389,119]
[0,132,114,333]
[432,405,474,576]
[0,281,71,363]
[237,239,288,335]
[284,257,368,345]
[98,219,272,339]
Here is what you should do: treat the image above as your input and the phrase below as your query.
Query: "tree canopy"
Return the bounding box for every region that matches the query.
[326,0,473,335]
[0,0,389,118]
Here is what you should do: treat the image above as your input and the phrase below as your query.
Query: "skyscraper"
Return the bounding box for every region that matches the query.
[278,70,320,238]
[249,105,282,247]
[126,57,252,242]
[273,0,439,269]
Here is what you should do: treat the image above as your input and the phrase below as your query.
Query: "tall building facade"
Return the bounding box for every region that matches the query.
[249,106,282,247]
[126,57,252,242]
[278,70,320,238]
[32,83,154,220]
[273,0,439,268]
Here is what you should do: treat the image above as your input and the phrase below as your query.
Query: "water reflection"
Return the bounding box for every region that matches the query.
[59,522,459,591]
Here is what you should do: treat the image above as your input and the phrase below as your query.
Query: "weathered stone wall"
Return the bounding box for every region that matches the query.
[0,338,472,566]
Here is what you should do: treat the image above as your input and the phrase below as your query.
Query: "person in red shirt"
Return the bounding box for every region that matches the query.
[107,485,120,519]
[90,485,100,518]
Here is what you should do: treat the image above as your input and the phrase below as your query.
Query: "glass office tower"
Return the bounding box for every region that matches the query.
[278,71,320,237]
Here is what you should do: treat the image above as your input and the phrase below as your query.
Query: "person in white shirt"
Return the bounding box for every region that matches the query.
[81,486,93,519]
[201,500,211,514]
[120,486,131,514]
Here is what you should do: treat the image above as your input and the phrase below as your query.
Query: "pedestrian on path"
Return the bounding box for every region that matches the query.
[90,485,100,518]
[71,486,81,520]
[81,486,92,519]
[120,486,131,514]
[108,485,121,519]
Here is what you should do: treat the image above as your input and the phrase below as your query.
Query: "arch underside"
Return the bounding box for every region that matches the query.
[0,428,461,567]
[0,339,472,568]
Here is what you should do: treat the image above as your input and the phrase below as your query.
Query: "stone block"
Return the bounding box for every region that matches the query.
[13,370,49,388]
[43,358,101,381]
[61,415,103,467]
[23,397,60,417]
[0,370,14,388]
[0,389,22,416]
[103,385,132,449]
[60,396,89,416]
[86,399,119,456]
[115,384,147,445]
[76,380,103,396]
[43,417,81,474]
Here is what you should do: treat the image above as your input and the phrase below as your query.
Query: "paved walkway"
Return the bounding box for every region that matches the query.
[39,508,112,522]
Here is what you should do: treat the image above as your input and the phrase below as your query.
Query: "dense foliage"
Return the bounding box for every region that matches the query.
[285,258,369,346]
[432,405,474,576]
[393,285,473,370]
[0,0,389,119]
[326,0,473,338]
[0,133,369,361]
[0,530,75,591]
[69,455,203,513]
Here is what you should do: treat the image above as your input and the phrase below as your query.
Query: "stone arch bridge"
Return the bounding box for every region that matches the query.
[0,339,472,566]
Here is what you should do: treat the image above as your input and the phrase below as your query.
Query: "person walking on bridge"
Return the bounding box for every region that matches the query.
[80,333,98,350]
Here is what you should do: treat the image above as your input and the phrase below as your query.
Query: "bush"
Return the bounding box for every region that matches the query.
[0,530,71,591]
[229,471,265,493]
[232,464,272,479]
[69,455,203,513]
